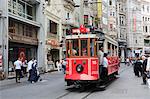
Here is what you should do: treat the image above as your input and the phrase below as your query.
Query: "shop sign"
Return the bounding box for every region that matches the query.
[47,39,59,47]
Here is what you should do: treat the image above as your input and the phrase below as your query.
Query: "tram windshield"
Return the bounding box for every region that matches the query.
[66,38,97,58]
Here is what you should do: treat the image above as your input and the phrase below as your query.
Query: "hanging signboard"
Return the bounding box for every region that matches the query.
[47,39,59,47]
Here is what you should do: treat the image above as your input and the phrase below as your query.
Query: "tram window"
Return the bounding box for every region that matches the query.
[90,39,94,57]
[72,39,79,56]
[81,40,88,56]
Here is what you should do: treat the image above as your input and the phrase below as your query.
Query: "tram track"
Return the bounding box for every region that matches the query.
[81,65,132,99]
[56,65,131,99]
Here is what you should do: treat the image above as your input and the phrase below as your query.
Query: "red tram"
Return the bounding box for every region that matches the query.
[65,26,119,87]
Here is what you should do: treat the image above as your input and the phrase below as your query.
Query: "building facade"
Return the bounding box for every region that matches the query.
[141,0,150,55]
[0,0,46,77]
[44,0,63,72]
[97,0,118,56]
[83,0,97,28]
[108,0,117,39]
[44,0,82,72]
[116,0,127,62]
[127,0,144,58]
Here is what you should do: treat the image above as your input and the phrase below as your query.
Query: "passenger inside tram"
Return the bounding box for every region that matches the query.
[82,48,87,56]
[81,40,87,56]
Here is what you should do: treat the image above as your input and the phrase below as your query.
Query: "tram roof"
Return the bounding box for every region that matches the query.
[66,34,98,39]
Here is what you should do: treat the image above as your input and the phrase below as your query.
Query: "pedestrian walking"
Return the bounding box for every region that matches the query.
[141,56,147,85]
[56,60,61,72]
[146,55,150,88]
[126,57,130,66]
[22,60,27,77]
[27,58,34,82]
[14,58,22,83]
[146,55,150,72]
[30,60,40,83]
[134,58,143,77]
[61,59,66,74]
[131,58,136,66]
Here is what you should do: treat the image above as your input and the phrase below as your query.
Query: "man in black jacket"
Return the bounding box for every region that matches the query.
[141,56,147,85]
[134,58,142,77]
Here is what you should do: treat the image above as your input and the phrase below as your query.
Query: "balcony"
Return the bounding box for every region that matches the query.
[9,33,38,45]
[8,0,36,21]
[8,18,38,44]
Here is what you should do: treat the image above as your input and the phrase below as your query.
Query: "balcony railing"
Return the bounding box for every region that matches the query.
[9,32,38,45]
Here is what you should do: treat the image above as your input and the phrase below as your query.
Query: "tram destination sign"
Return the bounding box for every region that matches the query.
[72,25,90,33]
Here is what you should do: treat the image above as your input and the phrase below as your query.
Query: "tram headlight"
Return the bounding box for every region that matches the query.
[76,64,84,73]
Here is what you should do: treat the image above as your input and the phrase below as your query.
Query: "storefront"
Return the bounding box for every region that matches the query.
[8,42,38,77]
[47,38,60,70]
[45,15,62,72]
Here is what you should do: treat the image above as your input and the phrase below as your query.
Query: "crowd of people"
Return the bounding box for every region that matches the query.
[13,57,67,83]
[13,51,150,89]
[98,47,150,88]
[14,58,41,83]
[56,59,66,74]
[125,55,150,88]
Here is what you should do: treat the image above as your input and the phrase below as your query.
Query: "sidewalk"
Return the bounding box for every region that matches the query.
[0,71,60,90]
